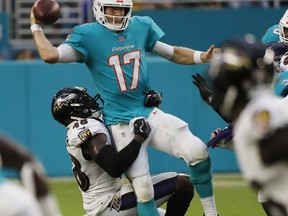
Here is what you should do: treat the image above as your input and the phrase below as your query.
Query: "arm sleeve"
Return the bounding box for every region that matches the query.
[95,139,141,177]
[57,44,83,63]
[152,41,174,59]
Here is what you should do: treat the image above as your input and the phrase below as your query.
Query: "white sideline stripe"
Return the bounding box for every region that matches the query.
[48,173,249,187]
[213,181,248,187]
[49,177,75,182]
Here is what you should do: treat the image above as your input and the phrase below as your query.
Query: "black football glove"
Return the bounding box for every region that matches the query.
[134,118,151,139]
[192,73,231,123]
[192,73,213,106]
[144,90,163,107]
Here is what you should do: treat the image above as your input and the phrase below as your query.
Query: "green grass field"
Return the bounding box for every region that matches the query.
[50,173,266,216]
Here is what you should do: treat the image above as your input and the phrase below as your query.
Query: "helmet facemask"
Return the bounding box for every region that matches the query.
[93,0,133,31]
[279,10,288,45]
[70,92,103,120]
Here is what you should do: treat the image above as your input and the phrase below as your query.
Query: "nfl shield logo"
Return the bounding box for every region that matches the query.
[119,35,125,42]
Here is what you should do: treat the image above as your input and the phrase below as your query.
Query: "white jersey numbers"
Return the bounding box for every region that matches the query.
[108,50,141,92]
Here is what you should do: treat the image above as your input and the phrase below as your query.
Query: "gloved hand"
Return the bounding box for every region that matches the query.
[144,90,163,107]
[134,118,151,139]
[206,124,233,148]
[192,73,213,105]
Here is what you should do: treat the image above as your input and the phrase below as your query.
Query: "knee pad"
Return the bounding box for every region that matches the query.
[131,174,154,202]
[190,157,212,185]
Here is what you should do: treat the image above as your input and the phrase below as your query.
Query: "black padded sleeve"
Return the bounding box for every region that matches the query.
[95,139,141,177]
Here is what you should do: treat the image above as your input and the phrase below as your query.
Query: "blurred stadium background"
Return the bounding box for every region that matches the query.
[0,2,287,213]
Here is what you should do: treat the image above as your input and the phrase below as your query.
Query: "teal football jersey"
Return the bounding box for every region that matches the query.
[63,16,164,125]
[272,71,288,97]
[262,24,280,44]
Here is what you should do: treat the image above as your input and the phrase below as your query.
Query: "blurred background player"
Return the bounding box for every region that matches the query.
[262,9,288,72]
[262,9,288,44]
[0,134,62,216]
[51,86,194,216]
[193,38,288,216]
[207,34,288,216]
[30,0,219,215]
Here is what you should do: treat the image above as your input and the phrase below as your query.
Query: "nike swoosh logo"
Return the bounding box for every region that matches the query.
[153,110,158,114]
[78,126,86,130]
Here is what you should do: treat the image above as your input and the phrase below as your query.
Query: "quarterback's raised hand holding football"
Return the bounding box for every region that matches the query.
[31,0,61,25]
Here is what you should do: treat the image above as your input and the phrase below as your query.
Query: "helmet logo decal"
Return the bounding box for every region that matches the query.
[53,94,76,112]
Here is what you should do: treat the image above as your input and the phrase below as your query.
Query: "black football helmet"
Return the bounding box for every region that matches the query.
[51,87,103,126]
[208,34,275,122]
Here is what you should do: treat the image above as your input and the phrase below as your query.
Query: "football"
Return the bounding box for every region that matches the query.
[33,0,61,25]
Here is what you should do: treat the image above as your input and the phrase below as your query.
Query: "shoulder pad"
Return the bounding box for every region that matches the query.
[67,118,109,147]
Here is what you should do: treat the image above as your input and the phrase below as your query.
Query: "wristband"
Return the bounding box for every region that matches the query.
[194,51,203,64]
[30,24,43,34]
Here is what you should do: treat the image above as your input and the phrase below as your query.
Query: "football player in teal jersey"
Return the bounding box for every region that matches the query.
[30,0,219,215]
[262,24,280,44]
[262,9,288,45]
[262,10,288,75]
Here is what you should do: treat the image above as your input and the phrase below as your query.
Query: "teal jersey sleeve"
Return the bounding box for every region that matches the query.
[63,23,97,62]
[262,24,280,44]
[63,17,165,125]
[137,16,165,51]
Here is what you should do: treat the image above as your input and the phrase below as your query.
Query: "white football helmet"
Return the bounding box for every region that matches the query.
[279,9,288,45]
[279,52,288,72]
[93,0,133,31]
